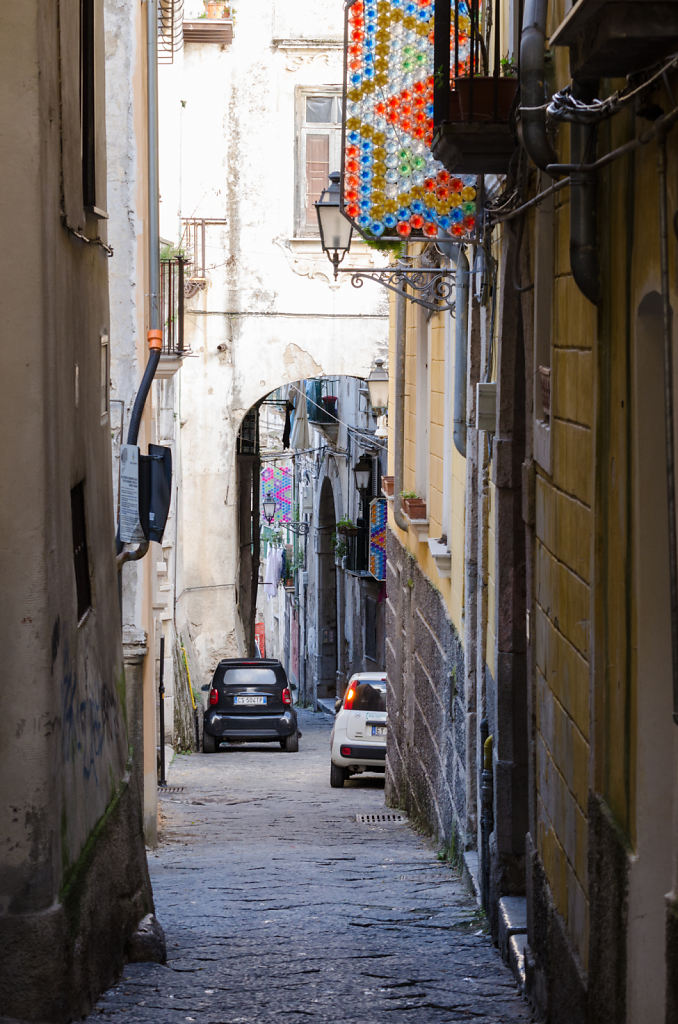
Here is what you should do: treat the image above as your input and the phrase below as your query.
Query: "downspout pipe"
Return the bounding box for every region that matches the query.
[519,0,558,171]
[393,282,409,532]
[657,135,678,724]
[453,247,470,457]
[569,82,600,305]
[117,0,163,568]
[437,240,470,457]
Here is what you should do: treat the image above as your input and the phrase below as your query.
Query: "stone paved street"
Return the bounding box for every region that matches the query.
[85,709,533,1024]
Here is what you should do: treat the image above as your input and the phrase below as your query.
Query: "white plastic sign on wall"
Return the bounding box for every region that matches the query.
[119,444,145,543]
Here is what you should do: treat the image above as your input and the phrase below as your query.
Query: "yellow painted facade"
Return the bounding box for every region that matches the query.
[381,3,678,1018]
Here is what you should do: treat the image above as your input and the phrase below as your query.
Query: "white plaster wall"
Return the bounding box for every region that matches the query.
[159,0,389,683]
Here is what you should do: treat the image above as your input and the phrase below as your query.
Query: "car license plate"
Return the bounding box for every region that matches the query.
[371,725,386,737]
[234,695,266,706]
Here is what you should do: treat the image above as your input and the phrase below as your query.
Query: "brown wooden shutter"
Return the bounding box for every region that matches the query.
[305,133,329,229]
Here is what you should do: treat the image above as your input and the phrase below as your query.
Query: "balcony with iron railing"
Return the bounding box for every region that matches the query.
[180,218,227,297]
[432,0,519,175]
[158,256,187,371]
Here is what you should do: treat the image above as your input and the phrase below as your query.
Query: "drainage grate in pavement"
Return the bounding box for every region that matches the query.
[159,786,185,794]
[356,812,407,825]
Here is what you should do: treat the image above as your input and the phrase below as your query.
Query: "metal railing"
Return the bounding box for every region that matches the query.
[160,257,185,355]
[158,0,184,64]
[180,218,228,289]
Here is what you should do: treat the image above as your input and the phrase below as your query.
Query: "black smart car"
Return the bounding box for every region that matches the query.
[202,658,299,753]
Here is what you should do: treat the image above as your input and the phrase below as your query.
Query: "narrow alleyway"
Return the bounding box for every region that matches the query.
[86,709,532,1024]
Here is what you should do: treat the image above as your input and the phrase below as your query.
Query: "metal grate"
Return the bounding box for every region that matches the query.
[158,0,184,64]
[356,812,407,825]
[159,786,185,794]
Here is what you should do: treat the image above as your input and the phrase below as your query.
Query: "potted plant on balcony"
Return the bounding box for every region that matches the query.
[381,475,394,498]
[332,533,348,562]
[450,74,518,123]
[401,492,427,519]
[204,0,231,17]
[336,515,360,537]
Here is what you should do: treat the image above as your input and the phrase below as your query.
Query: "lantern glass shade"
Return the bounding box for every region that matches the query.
[353,455,372,492]
[262,497,276,523]
[315,172,353,259]
[367,358,389,413]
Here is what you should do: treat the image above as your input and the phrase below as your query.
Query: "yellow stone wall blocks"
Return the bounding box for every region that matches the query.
[535,475,591,585]
[553,275,597,349]
[535,605,589,739]
[552,419,593,508]
[551,348,594,428]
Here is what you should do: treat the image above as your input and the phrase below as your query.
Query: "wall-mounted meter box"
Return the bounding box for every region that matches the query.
[476,382,497,433]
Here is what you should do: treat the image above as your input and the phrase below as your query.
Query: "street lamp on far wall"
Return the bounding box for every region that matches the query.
[262,494,276,525]
[367,359,389,415]
[353,454,372,493]
[315,171,353,277]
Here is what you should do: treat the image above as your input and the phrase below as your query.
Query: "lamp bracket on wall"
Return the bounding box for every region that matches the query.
[285,521,310,536]
[335,261,456,313]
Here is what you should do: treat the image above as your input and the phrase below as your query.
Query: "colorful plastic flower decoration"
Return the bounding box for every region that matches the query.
[343,0,477,242]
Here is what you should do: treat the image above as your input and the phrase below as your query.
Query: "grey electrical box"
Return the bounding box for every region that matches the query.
[476,382,497,432]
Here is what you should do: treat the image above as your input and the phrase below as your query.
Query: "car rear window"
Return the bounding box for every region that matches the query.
[220,668,279,688]
[351,682,386,712]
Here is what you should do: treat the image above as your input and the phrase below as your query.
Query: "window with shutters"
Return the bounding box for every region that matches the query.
[295,89,343,237]
[71,481,92,621]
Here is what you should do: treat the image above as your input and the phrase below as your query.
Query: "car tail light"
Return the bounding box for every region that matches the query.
[209,688,219,706]
[340,745,352,757]
[282,687,292,705]
[343,686,356,709]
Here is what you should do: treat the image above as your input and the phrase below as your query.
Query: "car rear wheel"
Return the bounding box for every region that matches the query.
[202,730,218,754]
[330,763,347,788]
[283,731,299,752]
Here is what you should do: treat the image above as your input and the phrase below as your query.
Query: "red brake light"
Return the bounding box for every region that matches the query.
[340,745,352,757]
[343,687,356,709]
[209,688,219,706]
[282,687,292,705]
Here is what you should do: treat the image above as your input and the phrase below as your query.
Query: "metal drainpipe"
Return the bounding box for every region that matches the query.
[393,282,409,531]
[519,0,558,170]
[657,135,678,724]
[117,0,163,569]
[569,82,600,305]
[453,247,470,457]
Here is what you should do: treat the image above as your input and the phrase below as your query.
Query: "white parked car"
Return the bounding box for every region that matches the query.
[330,672,387,788]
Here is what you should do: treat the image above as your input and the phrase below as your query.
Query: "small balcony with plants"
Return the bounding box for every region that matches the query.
[158,244,189,373]
[183,0,234,45]
[306,378,340,444]
[432,0,518,175]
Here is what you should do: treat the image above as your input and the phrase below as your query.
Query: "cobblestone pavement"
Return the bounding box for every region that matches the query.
[85,709,533,1024]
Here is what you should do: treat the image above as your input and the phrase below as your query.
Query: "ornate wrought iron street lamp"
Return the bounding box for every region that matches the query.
[315,173,456,313]
[367,359,389,416]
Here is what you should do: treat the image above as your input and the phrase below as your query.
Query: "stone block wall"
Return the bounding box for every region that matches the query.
[385,532,466,847]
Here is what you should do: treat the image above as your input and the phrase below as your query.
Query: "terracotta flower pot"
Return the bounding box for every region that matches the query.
[205,1,230,18]
[381,475,394,497]
[402,497,427,520]
[449,77,518,123]
[336,523,360,536]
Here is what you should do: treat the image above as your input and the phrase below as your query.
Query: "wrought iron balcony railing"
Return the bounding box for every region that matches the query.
[432,0,518,175]
[160,257,185,356]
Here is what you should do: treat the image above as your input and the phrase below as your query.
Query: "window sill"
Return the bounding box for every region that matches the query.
[405,516,430,543]
[427,538,451,578]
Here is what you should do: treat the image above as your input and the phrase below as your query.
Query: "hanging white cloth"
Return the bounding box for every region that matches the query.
[289,388,311,451]
[263,546,283,598]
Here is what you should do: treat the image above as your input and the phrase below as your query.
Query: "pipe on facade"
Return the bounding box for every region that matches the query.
[569,83,600,305]
[393,283,409,531]
[117,0,163,568]
[657,135,678,724]
[518,0,558,171]
[453,248,470,457]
